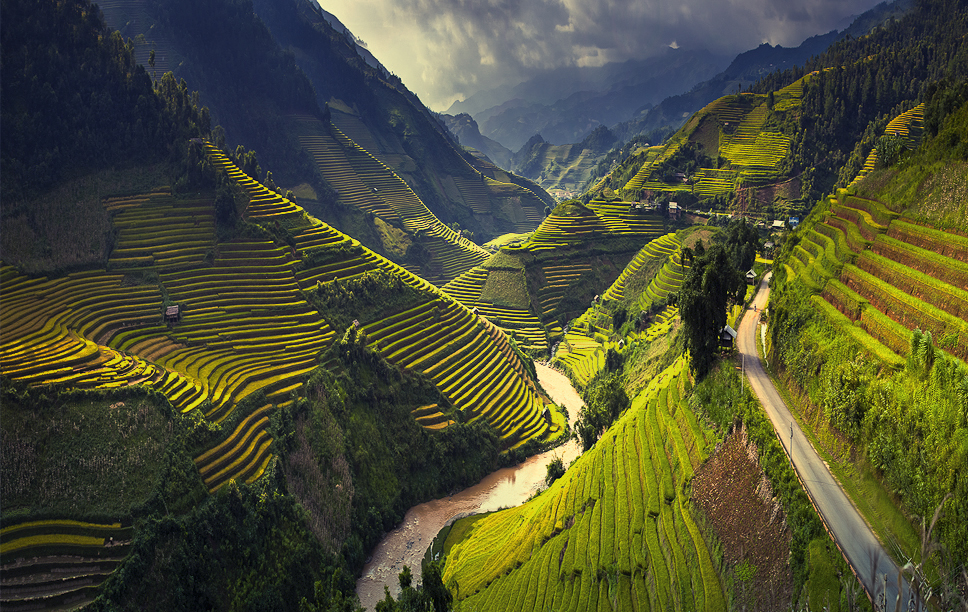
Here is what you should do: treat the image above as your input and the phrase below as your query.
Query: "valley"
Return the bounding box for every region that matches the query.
[1,0,966,610]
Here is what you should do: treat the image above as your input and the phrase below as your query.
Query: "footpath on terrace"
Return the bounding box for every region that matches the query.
[738,273,914,610]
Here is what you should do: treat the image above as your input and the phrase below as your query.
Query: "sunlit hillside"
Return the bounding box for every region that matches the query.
[594,75,809,219]
[442,357,725,612]
[440,198,671,356]
[768,93,968,587]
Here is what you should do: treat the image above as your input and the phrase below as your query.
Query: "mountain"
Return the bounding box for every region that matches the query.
[3,0,967,608]
[0,1,562,608]
[587,0,967,220]
[449,49,729,152]
[613,0,915,146]
[96,0,554,286]
[441,113,514,169]
[482,0,915,196]
[510,127,620,198]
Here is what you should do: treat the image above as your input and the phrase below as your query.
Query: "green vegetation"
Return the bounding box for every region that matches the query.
[691,365,830,601]
[0,0,212,202]
[1,385,189,520]
[553,231,688,388]
[859,92,968,231]
[770,281,968,580]
[288,339,512,570]
[594,81,805,214]
[768,103,968,597]
[7,0,968,607]
[1,81,557,612]
[754,0,968,202]
[680,219,758,379]
[442,356,726,612]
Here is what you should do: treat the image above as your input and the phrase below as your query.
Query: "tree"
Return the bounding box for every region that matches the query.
[679,244,744,379]
[545,457,565,486]
[723,217,759,273]
[422,561,452,612]
[575,372,630,451]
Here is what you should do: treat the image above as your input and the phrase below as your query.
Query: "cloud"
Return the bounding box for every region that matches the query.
[315,0,883,110]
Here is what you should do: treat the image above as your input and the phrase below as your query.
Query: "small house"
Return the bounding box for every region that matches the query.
[771,219,785,230]
[720,324,737,350]
[668,201,680,219]
[165,304,180,324]
[746,269,756,285]
[789,217,800,229]
[763,241,775,255]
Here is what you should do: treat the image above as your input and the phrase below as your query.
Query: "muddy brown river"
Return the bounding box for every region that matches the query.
[354,363,583,610]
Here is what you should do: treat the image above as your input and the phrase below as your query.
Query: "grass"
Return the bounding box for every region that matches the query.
[442,357,722,611]
[805,538,844,612]
[480,269,530,308]
[759,351,928,585]
[0,390,176,521]
[485,233,531,249]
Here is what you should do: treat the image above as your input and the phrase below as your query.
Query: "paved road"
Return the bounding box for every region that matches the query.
[737,274,916,610]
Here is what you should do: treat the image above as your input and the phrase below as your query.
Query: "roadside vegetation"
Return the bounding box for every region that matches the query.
[768,86,968,606]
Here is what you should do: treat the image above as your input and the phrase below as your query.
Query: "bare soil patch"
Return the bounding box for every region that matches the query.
[692,423,794,611]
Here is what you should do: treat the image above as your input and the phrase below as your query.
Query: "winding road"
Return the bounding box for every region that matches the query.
[737,274,916,610]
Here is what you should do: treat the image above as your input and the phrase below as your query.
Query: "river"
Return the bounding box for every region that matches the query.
[354,363,583,610]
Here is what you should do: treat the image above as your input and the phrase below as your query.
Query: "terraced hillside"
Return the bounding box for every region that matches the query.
[437,200,672,343]
[512,199,667,251]
[441,266,550,355]
[604,75,810,206]
[1,144,562,504]
[554,233,688,387]
[288,114,489,285]
[515,140,611,196]
[1,520,133,611]
[847,103,925,190]
[288,111,551,269]
[768,92,968,594]
[786,189,968,365]
[442,356,725,612]
[97,0,175,78]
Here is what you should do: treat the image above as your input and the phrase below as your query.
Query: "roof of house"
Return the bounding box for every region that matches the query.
[722,324,737,339]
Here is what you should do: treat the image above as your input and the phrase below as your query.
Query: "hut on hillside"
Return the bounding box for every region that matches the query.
[165,304,181,324]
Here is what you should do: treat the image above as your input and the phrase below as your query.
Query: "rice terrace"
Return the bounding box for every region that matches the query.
[1,0,966,610]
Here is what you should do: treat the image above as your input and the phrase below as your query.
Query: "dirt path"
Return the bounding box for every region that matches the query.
[739,274,914,609]
[354,363,582,611]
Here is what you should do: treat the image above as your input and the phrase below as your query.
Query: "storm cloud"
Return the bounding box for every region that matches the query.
[316,0,884,110]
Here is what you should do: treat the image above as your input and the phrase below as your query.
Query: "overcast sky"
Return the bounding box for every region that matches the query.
[315,0,885,111]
